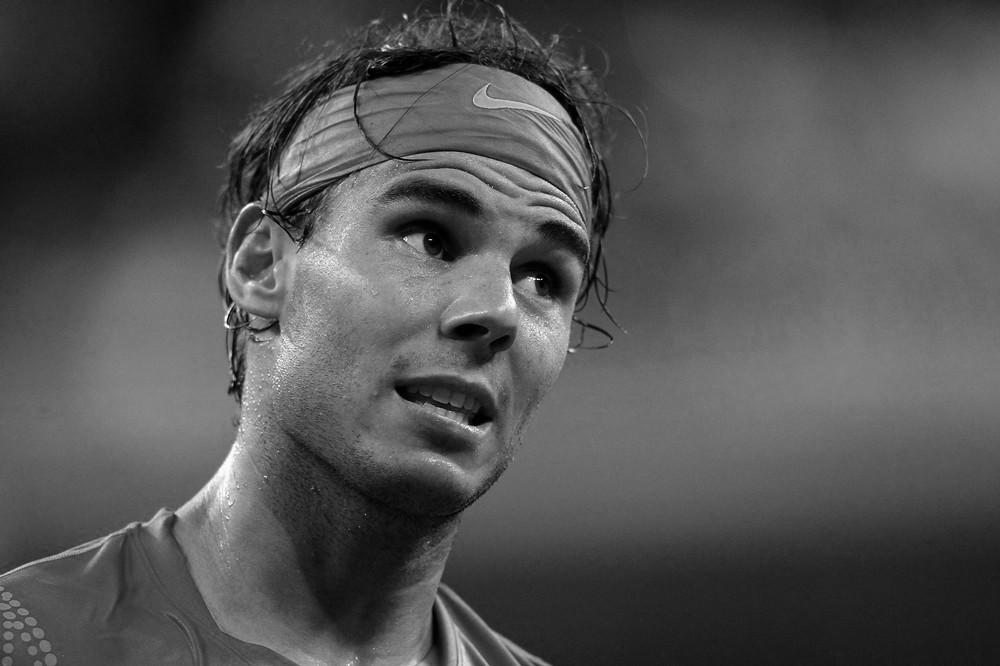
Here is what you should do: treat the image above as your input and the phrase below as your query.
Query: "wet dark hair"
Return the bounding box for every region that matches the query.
[219,0,622,403]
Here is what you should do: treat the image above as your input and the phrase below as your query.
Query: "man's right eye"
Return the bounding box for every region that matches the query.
[402,230,449,259]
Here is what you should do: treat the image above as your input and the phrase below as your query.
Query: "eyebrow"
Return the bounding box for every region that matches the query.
[374,177,590,269]
[537,220,591,270]
[374,179,483,217]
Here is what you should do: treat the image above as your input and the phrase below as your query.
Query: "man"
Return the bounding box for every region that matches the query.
[1,3,617,664]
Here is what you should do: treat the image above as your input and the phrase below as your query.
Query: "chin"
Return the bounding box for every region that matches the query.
[365,454,508,518]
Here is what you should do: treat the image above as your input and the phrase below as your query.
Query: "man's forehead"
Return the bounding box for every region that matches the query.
[268,63,593,226]
[365,154,588,230]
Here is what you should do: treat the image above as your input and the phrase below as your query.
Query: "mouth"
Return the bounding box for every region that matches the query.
[396,384,492,427]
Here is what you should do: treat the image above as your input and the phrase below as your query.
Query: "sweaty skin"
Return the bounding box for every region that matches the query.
[175,151,588,666]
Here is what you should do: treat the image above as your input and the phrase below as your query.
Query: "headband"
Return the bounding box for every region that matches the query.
[268,63,593,226]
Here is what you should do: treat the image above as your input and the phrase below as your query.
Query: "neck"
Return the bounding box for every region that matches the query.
[175,427,459,666]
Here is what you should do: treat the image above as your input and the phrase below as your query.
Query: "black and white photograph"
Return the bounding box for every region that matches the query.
[2,1,999,663]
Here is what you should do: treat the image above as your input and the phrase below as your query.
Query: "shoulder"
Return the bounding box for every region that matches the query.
[1,523,141,664]
[1,510,293,665]
[2,520,140,609]
[0,510,222,665]
[435,584,554,666]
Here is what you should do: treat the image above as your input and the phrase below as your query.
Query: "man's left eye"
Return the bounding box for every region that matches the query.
[516,272,553,298]
[402,231,448,259]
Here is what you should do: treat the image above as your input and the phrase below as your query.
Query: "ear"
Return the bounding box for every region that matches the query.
[224,203,297,320]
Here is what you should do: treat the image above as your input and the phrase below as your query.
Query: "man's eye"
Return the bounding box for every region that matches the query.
[516,272,553,298]
[402,231,448,259]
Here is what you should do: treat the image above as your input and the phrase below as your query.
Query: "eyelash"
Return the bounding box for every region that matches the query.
[399,222,454,261]
[513,264,564,300]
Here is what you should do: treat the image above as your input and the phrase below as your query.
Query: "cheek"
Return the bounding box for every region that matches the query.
[502,327,568,453]
[285,248,388,340]
[514,316,571,411]
[274,252,427,387]
[271,260,369,398]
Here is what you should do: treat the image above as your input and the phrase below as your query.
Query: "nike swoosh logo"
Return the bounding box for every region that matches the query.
[472,84,561,121]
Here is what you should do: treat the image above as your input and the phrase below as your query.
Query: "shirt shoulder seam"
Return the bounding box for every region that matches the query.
[0,522,139,580]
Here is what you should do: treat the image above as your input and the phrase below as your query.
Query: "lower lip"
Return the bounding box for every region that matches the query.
[397,393,492,443]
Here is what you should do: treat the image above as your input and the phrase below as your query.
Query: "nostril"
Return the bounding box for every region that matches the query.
[448,323,514,352]
[489,334,514,352]
[453,322,490,339]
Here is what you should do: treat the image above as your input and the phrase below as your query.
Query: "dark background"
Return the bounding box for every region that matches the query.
[2,1,999,663]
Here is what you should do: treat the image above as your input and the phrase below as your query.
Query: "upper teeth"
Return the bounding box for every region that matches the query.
[404,385,482,415]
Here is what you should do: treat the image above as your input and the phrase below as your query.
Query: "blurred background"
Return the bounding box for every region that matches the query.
[2,0,999,662]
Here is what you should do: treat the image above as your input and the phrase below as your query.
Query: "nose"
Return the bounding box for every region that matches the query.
[439,264,518,354]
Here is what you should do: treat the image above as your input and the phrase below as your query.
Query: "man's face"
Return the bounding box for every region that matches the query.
[264,151,589,516]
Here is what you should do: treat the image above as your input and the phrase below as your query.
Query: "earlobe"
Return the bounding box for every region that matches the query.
[225,203,296,320]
